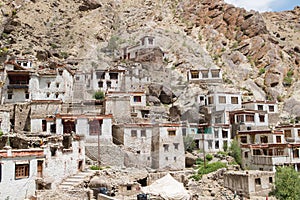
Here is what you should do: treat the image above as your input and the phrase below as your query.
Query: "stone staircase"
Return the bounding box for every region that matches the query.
[59,170,96,190]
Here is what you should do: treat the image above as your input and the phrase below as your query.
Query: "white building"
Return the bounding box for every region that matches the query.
[188,66,222,83]
[55,113,113,143]
[151,124,185,170]
[30,66,74,102]
[0,147,43,200]
[112,123,153,168]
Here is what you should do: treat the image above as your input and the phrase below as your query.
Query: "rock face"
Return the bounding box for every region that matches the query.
[0,0,299,118]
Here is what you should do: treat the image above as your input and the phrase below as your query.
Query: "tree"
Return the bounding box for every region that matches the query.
[93,90,105,100]
[271,166,300,200]
[183,136,196,153]
[228,139,242,166]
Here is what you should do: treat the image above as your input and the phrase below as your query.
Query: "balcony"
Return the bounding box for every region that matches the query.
[252,155,290,165]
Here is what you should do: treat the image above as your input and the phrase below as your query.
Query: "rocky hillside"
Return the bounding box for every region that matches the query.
[0,0,300,120]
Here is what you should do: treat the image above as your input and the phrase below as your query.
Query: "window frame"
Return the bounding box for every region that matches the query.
[15,163,30,179]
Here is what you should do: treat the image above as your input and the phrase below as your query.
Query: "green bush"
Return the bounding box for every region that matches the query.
[270,166,300,200]
[205,154,213,161]
[93,90,105,100]
[192,161,227,181]
[283,76,292,86]
[195,158,204,165]
[229,140,242,166]
[90,165,100,170]
[258,68,265,75]
[0,130,3,137]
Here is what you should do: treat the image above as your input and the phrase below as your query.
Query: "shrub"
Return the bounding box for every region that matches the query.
[183,136,196,153]
[93,90,105,100]
[283,76,292,86]
[205,154,213,161]
[192,161,227,180]
[90,165,101,170]
[258,68,265,75]
[270,166,300,200]
[229,140,242,166]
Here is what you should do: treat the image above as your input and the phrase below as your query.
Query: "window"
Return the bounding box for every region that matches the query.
[15,163,29,179]
[89,119,102,135]
[168,130,176,136]
[257,105,264,110]
[25,90,29,99]
[237,115,244,123]
[244,152,248,158]
[47,82,51,88]
[46,92,50,98]
[259,115,265,122]
[182,128,186,136]
[240,136,247,143]
[255,178,261,185]
[231,97,239,104]
[298,129,300,137]
[141,130,146,137]
[201,70,209,78]
[269,177,273,183]
[165,157,168,160]
[8,90,13,99]
[208,140,213,149]
[0,163,1,182]
[215,117,222,123]
[218,96,226,104]
[109,73,118,80]
[269,105,275,112]
[131,130,137,137]
[55,93,59,98]
[56,83,60,88]
[133,96,142,102]
[58,70,63,76]
[215,141,219,149]
[96,72,105,79]
[245,115,254,122]
[253,149,261,155]
[163,144,169,152]
[208,96,214,104]
[42,120,47,132]
[98,81,103,88]
[127,185,132,191]
[107,81,111,88]
[211,70,220,78]
[274,148,284,156]
[174,143,179,150]
[174,157,177,161]
[214,130,219,138]
[276,136,281,143]
[190,71,199,79]
[284,130,292,138]
[222,130,228,138]
[260,135,268,143]
[148,38,153,45]
[293,149,299,158]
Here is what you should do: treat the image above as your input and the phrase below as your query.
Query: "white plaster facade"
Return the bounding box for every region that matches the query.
[92,69,125,92]
[55,114,112,144]
[242,100,278,113]
[30,67,74,102]
[0,148,43,200]
[188,67,222,83]
[0,111,11,133]
[113,124,153,168]
[41,137,85,189]
[152,124,185,170]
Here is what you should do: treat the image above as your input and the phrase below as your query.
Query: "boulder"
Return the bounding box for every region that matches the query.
[79,0,102,11]
[159,86,175,104]
[185,152,197,167]
[148,95,161,105]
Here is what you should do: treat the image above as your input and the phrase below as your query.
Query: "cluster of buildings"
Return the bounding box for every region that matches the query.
[0,35,299,199]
